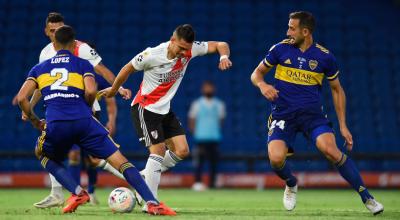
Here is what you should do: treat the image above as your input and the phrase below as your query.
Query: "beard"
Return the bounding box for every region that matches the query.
[288,36,304,47]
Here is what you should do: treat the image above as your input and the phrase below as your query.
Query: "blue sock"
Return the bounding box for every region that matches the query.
[68,160,81,184]
[40,156,82,195]
[271,160,297,187]
[119,162,158,204]
[87,166,98,194]
[335,153,373,203]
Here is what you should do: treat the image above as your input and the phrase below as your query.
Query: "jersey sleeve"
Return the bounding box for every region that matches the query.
[324,53,339,81]
[78,43,102,67]
[81,60,96,78]
[39,49,46,63]
[263,43,280,68]
[191,41,208,57]
[26,65,39,83]
[131,48,151,71]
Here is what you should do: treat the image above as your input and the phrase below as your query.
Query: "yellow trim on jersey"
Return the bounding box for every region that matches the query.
[27,77,38,83]
[280,39,291,44]
[36,129,47,156]
[40,156,49,168]
[275,64,324,86]
[315,44,330,54]
[263,58,274,67]
[36,72,84,90]
[108,134,120,148]
[326,71,339,80]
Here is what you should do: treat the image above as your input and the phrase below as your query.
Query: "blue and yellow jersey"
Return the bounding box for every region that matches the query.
[263,39,339,114]
[27,50,95,122]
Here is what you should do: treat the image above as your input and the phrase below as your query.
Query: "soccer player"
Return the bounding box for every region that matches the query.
[100,24,232,211]
[16,25,176,215]
[31,12,130,208]
[250,11,383,215]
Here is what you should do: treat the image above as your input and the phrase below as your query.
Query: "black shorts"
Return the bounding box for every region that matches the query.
[131,104,185,147]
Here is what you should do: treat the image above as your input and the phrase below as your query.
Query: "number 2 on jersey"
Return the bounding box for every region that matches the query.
[50,68,69,91]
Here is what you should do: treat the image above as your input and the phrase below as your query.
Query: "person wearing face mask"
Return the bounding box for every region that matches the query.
[188,81,226,191]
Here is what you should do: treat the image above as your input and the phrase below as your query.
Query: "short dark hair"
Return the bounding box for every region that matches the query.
[174,24,195,43]
[289,11,315,33]
[46,12,64,24]
[55,25,75,45]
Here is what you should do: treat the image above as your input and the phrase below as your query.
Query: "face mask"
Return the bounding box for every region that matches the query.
[204,93,214,98]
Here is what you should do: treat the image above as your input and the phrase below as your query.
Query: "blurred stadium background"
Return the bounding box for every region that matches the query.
[0,0,399,189]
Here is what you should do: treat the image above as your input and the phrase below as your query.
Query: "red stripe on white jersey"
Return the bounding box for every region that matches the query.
[132,50,192,108]
[73,40,83,56]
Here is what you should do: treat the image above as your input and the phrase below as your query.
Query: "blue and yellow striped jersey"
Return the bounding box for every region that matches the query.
[263,39,339,113]
[27,50,95,122]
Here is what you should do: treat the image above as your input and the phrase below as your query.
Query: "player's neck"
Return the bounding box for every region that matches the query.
[299,36,313,52]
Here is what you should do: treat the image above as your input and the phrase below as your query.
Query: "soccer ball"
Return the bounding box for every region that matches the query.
[108,187,136,213]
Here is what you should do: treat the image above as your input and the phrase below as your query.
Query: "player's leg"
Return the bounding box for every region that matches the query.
[94,156,125,180]
[67,146,81,184]
[85,155,99,205]
[268,140,298,211]
[207,142,219,189]
[314,131,384,215]
[105,150,175,215]
[33,173,64,208]
[160,111,188,172]
[268,115,298,211]
[34,122,89,213]
[87,115,176,215]
[192,143,206,191]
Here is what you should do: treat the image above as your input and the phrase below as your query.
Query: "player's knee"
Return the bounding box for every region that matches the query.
[34,146,42,159]
[268,152,286,167]
[174,147,190,159]
[320,145,341,162]
[68,150,80,165]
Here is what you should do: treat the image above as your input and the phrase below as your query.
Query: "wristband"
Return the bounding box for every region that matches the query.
[219,55,229,61]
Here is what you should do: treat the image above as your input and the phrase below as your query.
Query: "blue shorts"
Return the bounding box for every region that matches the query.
[267,106,333,152]
[35,116,119,162]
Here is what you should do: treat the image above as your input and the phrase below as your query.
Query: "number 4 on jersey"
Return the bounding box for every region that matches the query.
[270,120,285,130]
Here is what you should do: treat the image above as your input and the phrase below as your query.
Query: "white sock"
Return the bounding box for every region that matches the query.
[97,159,125,180]
[74,186,83,195]
[49,174,63,198]
[161,150,182,172]
[144,154,164,199]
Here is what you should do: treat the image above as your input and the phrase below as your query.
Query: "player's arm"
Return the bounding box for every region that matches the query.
[329,78,353,150]
[16,80,44,130]
[105,97,117,137]
[20,89,43,121]
[250,61,279,101]
[206,41,232,71]
[83,75,97,107]
[99,62,137,98]
[94,63,132,100]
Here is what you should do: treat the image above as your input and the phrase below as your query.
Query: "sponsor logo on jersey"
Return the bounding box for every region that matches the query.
[151,130,158,139]
[284,59,292,65]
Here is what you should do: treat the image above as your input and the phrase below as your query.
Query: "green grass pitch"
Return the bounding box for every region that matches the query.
[0,188,399,219]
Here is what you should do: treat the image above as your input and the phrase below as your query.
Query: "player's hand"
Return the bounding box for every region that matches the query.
[340,126,353,151]
[106,120,116,137]
[21,111,29,121]
[219,57,232,71]
[118,87,132,100]
[258,82,279,101]
[98,87,117,98]
[32,118,46,131]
